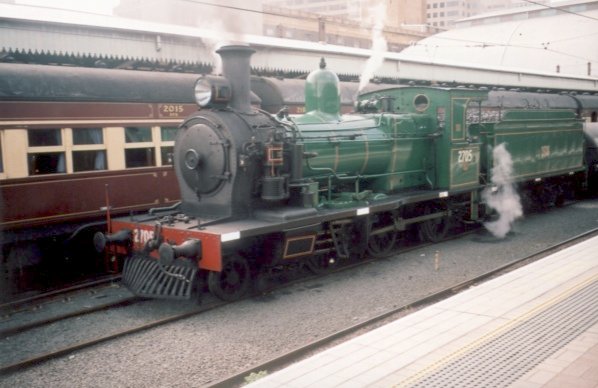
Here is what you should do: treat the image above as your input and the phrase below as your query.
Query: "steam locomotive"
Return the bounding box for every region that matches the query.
[96,44,598,301]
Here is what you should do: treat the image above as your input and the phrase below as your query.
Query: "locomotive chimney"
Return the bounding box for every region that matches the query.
[216,44,255,113]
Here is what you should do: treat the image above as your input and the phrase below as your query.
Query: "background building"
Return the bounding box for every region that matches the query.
[263,0,364,20]
[425,0,548,29]
[115,0,264,36]
[114,0,431,52]
[264,0,427,29]
[262,0,429,51]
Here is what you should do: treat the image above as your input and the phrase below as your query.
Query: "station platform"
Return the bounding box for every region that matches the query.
[247,235,598,388]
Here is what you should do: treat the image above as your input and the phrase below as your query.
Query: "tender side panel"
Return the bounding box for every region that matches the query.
[493,111,585,180]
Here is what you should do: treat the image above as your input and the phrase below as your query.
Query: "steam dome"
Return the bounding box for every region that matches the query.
[305,58,341,118]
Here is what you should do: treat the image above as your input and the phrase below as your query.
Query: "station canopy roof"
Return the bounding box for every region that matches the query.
[1,3,596,92]
[400,6,598,79]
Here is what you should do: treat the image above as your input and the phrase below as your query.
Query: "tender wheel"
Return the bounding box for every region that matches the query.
[367,212,398,258]
[552,185,565,207]
[207,255,250,301]
[418,202,450,243]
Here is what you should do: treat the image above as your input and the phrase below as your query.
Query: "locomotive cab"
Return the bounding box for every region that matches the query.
[357,86,487,192]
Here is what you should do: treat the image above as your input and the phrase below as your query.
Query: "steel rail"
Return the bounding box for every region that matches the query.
[2,217,593,378]
[0,226,453,375]
[0,295,140,338]
[0,226,436,371]
[0,298,228,375]
[0,274,122,311]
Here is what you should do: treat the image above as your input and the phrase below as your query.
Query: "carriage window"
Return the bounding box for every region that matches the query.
[28,129,65,175]
[125,148,155,168]
[0,136,3,173]
[159,127,177,166]
[73,150,107,172]
[125,127,152,143]
[72,128,106,172]
[73,128,103,145]
[28,152,66,175]
[28,129,62,146]
[161,127,178,141]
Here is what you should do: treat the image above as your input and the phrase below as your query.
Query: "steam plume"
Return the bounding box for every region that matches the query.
[194,1,257,75]
[482,143,523,238]
[358,3,388,92]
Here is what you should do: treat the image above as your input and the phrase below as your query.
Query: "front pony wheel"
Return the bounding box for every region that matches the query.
[207,255,250,301]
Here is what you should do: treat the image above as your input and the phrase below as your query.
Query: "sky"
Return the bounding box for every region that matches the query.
[16,0,121,14]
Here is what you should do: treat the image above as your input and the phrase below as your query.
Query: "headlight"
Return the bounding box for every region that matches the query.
[194,78,213,107]
[194,75,231,107]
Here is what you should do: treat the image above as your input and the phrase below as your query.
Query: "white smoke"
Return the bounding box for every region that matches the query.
[198,31,247,76]
[358,2,388,92]
[194,0,257,75]
[482,143,523,238]
[208,41,225,75]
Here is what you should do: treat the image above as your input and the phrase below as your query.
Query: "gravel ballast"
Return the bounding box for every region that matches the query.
[1,199,597,388]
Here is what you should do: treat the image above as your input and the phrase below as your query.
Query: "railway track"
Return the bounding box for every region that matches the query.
[1,274,123,311]
[0,298,226,375]
[1,199,595,387]
[0,224,472,375]
[207,227,598,388]
[0,221,462,333]
[1,215,594,378]
[0,275,136,337]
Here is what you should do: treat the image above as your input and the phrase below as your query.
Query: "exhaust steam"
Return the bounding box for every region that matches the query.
[482,143,523,238]
[358,3,388,92]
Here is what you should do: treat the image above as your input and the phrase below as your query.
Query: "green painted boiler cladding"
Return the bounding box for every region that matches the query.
[285,62,482,199]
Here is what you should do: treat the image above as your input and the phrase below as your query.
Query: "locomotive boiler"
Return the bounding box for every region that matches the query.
[96,44,597,301]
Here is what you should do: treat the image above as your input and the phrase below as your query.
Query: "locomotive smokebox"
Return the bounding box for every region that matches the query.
[217,44,256,113]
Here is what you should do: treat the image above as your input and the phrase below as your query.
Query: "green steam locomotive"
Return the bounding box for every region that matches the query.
[96,45,598,301]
